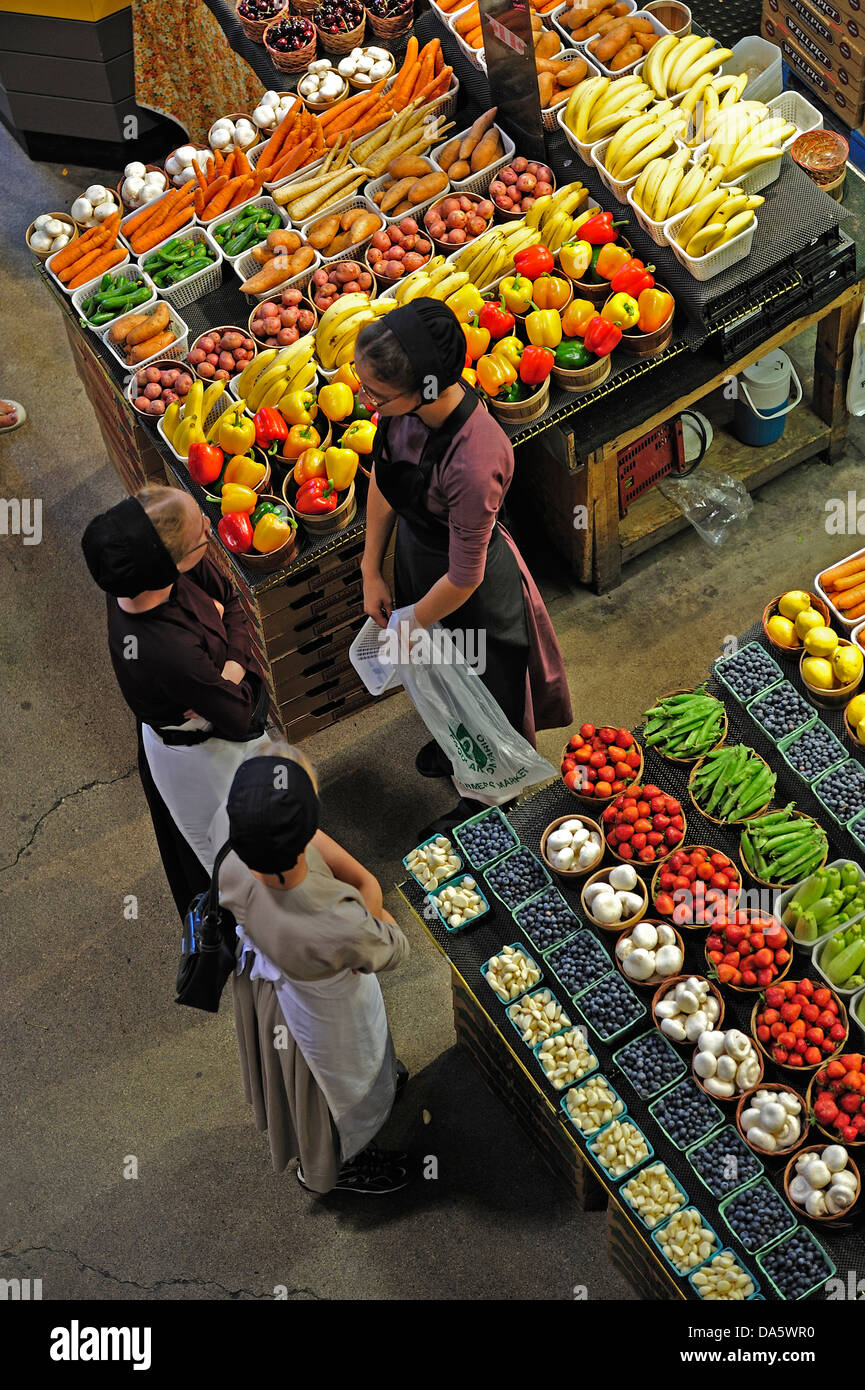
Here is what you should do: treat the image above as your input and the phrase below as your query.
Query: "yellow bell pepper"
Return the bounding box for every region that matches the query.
[223,454,267,489]
[325,445,359,490]
[317,382,354,423]
[447,282,484,324]
[334,362,360,392]
[492,335,523,370]
[476,353,517,398]
[525,308,562,349]
[253,511,294,554]
[603,292,640,331]
[280,389,317,426]
[217,406,256,455]
[341,419,376,455]
[499,273,534,315]
[220,483,258,516]
[558,240,593,280]
[462,366,477,387]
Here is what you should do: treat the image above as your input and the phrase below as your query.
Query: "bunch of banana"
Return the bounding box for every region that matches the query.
[670,187,764,258]
[450,218,542,285]
[237,336,318,411]
[564,75,654,145]
[523,180,591,251]
[681,73,750,144]
[315,293,393,371]
[602,104,688,183]
[702,111,797,183]
[643,33,733,100]
[632,147,724,222]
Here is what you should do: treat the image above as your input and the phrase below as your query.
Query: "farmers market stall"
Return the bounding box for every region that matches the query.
[398,591,865,1300]
[32,0,865,736]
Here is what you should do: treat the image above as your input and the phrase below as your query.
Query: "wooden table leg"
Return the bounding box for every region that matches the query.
[585,445,622,594]
[814,282,864,461]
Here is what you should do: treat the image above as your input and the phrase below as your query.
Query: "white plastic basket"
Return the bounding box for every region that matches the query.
[248,142,327,195]
[227,359,319,402]
[815,548,865,631]
[556,101,606,166]
[448,11,486,70]
[365,158,449,226]
[581,9,668,78]
[550,0,636,50]
[431,122,515,194]
[625,184,672,246]
[234,246,322,303]
[720,35,783,105]
[664,206,757,281]
[206,196,289,265]
[156,390,239,463]
[118,189,195,256]
[428,0,471,25]
[137,225,224,308]
[45,244,130,296]
[72,262,156,333]
[102,302,189,371]
[300,197,383,261]
[695,91,821,196]
[348,616,402,695]
[591,135,640,202]
[541,51,601,131]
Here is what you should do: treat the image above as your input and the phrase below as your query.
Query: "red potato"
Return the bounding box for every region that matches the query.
[517,173,537,193]
[144,366,161,384]
[371,228,391,250]
[281,307,299,326]
[399,218,418,236]
[501,167,518,185]
[297,309,315,332]
[198,361,215,378]
[403,252,426,272]
[278,326,299,344]
[143,382,161,400]
[384,259,404,277]
[260,299,280,316]
[367,246,382,265]
[134,395,149,411]
[282,288,302,306]
[162,391,179,406]
[535,181,553,197]
[188,348,206,365]
[512,156,528,172]
[147,399,165,416]
[446,210,467,228]
[175,373,194,393]
[466,216,487,236]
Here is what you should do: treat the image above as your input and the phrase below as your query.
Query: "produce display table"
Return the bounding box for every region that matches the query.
[398,619,865,1300]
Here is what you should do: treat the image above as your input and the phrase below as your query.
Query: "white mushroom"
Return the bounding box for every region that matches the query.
[631,921,658,950]
[608,864,638,891]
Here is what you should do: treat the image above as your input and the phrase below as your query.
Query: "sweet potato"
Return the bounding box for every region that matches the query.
[347,210,382,241]
[448,159,471,181]
[108,312,147,345]
[240,252,310,294]
[592,21,632,59]
[535,29,561,58]
[266,229,301,254]
[436,135,462,172]
[611,39,643,68]
[127,329,175,365]
[407,170,448,203]
[555,57,589,85]
[470,129,502,173]
[387,154,434,179]
[125,303,170,346]
[458,107,497,161]
[306,213,341,249]
[380,177,417,213]
[538,71,556,106]
[637,30,660,48]
[562,0,615,27]
[629,16,655,29]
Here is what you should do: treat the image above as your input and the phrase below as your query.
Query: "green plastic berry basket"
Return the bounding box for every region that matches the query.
[688,1249,762,1300]
[813,759,865,827]
[778,720,848,786]
[746,679,817,747]
[559,1071,624,1134]
[453,805,518,869]
[480,942,543,1004]
[573,969,647,1044]
[505,986,572,1050]
[587,1116,654,1181]
[401,833,463,889]
[651,1206,723,1278]
[714,642,783,704]
[620,1159,689,1232]
[718,1176,798,1255]
[429,872,491,934]
[612,1028,687,1100]
[534,1025,600,1092]
[686,1124,765,1201]
[542,929,611,999]
[515,883,581,956]
[484,845,552,912]
[649,1078,724,1151]
[755,1225,836,1300]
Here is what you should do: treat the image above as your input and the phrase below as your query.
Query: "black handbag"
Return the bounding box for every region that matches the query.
[175,843,238,1013]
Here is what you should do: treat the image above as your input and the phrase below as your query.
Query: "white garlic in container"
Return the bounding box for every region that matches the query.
[483,944,541,1001]
[405,835,461,889]
[563,1074,623,1132]
[506,989,571,1047]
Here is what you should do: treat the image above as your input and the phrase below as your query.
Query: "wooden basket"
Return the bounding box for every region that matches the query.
[247,295,318,349]
[264,17,317,69]
[605,810,687,868]
[800,641,863,710]
[348,49,395,87]
[116,167,167,211]
[844,700,865,750]
[316,15,366,53]
[580,867,647,933]
[750,990,848,1074]
[651,973,725,1041]
[551,353,610,394]
[239,494,299,571]
[565,235,633,306]
[735,1082,808,1155]
[282,475,356,532]
[490,377,549,425]
[703,916,793,993]
[784,1144,861,1221]
[612,284,675,357]
[739,811,828,891]
[693,1046,765,1106]
[806,1073,865,1148]
[365,2,414,37]
[560,736,644,805]
[26,213,79,259]
[236,0,288,41]
[688,752,774,826]
[762,593,830,659]
[615,921,685,989]
[300,74,350,110]
[207,113,259,152]
[647,687,728,764]
[539,813,603,881]
[291,0,320,12]
[649,844,741,928]
[187,325,256,382]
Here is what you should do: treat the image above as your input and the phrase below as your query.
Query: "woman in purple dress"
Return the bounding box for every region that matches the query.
[357,298,572,831]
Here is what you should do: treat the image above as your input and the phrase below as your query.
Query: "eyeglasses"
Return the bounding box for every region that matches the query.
[357,380,408,410]
[180,513,211,560]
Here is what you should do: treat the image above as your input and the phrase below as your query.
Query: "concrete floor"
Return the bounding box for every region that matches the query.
[3,122,864,1301]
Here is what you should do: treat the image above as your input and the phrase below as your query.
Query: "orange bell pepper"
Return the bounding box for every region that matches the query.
[531,274,571,311]
[561,298,597,338]
[293,447,327,484]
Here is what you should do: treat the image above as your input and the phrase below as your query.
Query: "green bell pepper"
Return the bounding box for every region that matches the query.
[554,338,592,370]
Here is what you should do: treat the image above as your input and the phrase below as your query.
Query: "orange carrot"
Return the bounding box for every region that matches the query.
[831,569,865,593]
[129,189,187,250]
[49,220,106,272]
[392,35,418,102]
[123,192,174,240]
[822,555,865,586]
[58,222,118,282]
[213,148,224,176]
[270,136,315,178]
[257,100,301,168]
[845,600,865,620]
[201,175,247,219]
[227,174,255,207]
[66,246,127,289]
[412,66,453,105]
[235,146,251,177]
[836,585,865,611]
[133,204,195,253]
[193,186,206,217]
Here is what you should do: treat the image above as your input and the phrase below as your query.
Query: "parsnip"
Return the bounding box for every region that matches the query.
[283,167,372,221]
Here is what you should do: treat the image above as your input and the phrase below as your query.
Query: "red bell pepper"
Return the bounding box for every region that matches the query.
[583,316,622,356]
[609,256,656,296]
[296,477,338,514]
[478,297,515,340]
[519,344,554,386]
[513,244,555,280]
[217,511,253,554]
[187,441,224,486]
[253,406,288,454]
[579,211,628,245]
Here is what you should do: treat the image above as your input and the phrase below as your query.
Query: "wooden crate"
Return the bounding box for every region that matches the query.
[606,1194,684,1300]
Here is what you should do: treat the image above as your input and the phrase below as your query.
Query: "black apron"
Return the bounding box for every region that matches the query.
[373,386,529,732]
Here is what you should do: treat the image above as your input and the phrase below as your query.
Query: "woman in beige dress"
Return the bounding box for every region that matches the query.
[210,744,411,1195]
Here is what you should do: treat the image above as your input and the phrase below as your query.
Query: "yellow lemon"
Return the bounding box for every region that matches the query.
[833,644,863,686]
[857,714,865,744]
[803,625,839,659]
[802,656,836,690]
[795,607,824,640]
[767,614,797,646]
[778,590,812,619]
[847,693,865,727]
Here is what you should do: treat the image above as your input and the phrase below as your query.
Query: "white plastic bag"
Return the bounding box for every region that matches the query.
[392,621,555,804]
[847,298,865,416]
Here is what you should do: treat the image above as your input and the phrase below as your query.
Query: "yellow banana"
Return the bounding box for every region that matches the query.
[674,189,730,247]
[667,35,715,93]
[686,221,727,256]
[675,46,733,94]
[618,128,679,180]
[645,34,678,97]
[568,76,608,142]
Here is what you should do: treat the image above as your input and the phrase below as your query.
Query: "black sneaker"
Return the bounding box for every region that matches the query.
[416,798,488,842]
[395,1058,409,1100]
[415,739,452,778]
[297,1147,408,1196]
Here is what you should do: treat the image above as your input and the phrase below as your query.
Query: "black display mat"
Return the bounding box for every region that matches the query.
[399,620,865,1299]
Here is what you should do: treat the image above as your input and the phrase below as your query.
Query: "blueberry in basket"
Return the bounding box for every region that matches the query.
[816,761,865,820]
[515,886,579,952]
[578,972,644,1040]
[784,724,845,779]
[723,1179,794,1252]
[717,645,779,700]
[546,932,610,996]
[486,847,547,909]
[759,1227,833,1299]
[615,1030,685,1099]
[455,809,517,867]
[266,14,314,47]
[689,1126,761,1198]
[652,1078,721,1146]
[749,683,812,740]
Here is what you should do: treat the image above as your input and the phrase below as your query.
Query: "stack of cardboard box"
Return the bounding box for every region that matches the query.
[762,0,865,127]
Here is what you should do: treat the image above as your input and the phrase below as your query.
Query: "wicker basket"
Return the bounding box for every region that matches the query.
[649,844,741,928]
[365,2,414,38]
[264,17,317,70]
[761,593,830,659]
[615,922,686,990]
[539,813,603,881]
[187,325,256,382]
[551,353,610,394]
[316,14,366,53]
[290,0,320,12]
[739,812,828,891]
[735,1082,808,1154]
[299,73,350,110]
[648,687,728,764]
[605,811,687,868]
[490,377,549,425]
[348,49,395,88]
[806,1074,865,1148]
[785,1144,861,1221]
[26,213,80,260]
[703,916,793,993]
[560,736,644,805]
[116,166,167,211]
[688,752,774,826]
[237,0,288,40]
[580,867,648,933]
[239,495,299,571]
[651,973,725,1041]
[693,1047,765,1106]
[247,295,318,348]
[750,990,848,1074]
